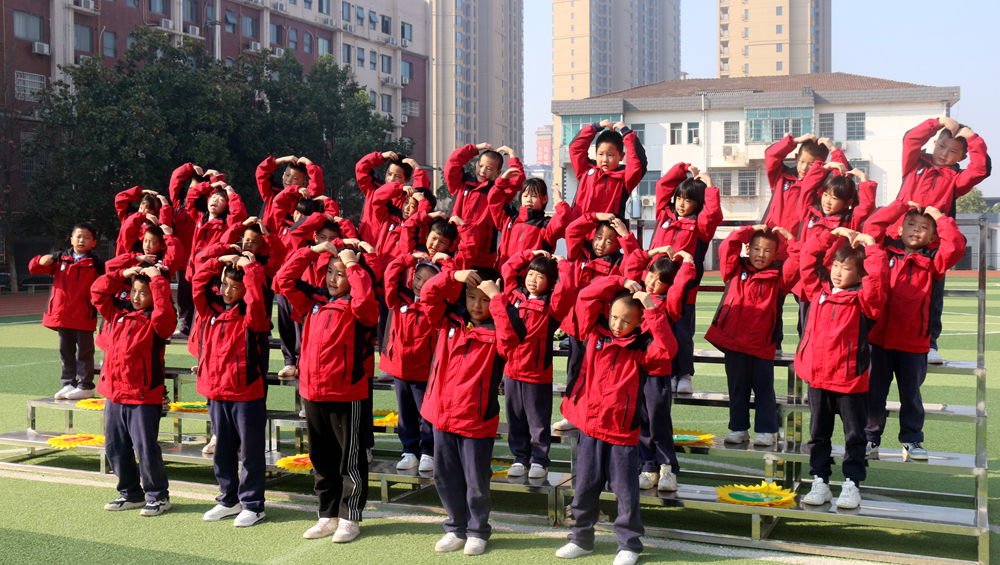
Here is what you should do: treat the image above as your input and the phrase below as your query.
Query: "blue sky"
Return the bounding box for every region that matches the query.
[522,1,997,194]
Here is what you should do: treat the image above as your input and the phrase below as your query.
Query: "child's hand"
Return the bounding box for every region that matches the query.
[218,254,240,265]
[853,233,876,248]
[314,195,329,202]
[497,146,516,159]
[236,256,253,269]
[229,243,243,254]
[623,280,642,293]
[824,162,847,175]
[552,255,566,262]
[338,249,359,266]
[609,217,630,237]
[432,252,451,264]
[957,126,975,139]
[794,133,818,145]
[687,165,700,178]
[224,184,235,195]
[298,187,311,198]
[752,224,768,232]
[341,238,362,249]
[412,252,431,262]
[475,142,495,152]
[402,157,419,169]
[210,180,227,190]
[848,168,868,183]
[140,266,162,278]
[478,279,502,298]
[192,165,205,177]
[454,270,482,286]
[276,155,298,165]
[38,254,55,266]
[204,169,221,178]
[695,172,714,187]
[243,216,259,227]
[145,213,160,224]
[157,195,170,207]
[258,218,269,236]
[449,216,465,226]
[598,119,613,130]
[381,151,400,161]
[122,266,143,278]
[500,167,522,180]
[925,206,944,221]
[632,290,655,310]
[649,245,675,258]
[142,189,159,196]
[241,250,256,260]
[160,224,173,236]
[613,121,626,132]
[429,211,447,220]
[674,249,694,263]
[773,227,794,241]
[551,186,564,205]
[830,227,858,240]
[818,137,835,151]
[939,117,960,136]
[357,241,375,254]
[412,191,426,201]
[311,242,337,255]
[136,254,158,264]
[533,250,552,258]
[297,157,313,166]
[595,213,615,222]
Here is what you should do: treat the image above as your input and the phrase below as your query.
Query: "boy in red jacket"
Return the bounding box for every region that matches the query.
[92,265,175,516]
[492,178,571,268]
[419,266,519,556]
[706,225,799,447]
[556,277,676,565]
[193,255,271,527]
[29,222,105,400]
[115,189,172,255]
[568,120,646,218]
[862,201,965,460]
[797,228,887,510]
[167,163,217,337]
[275,243,378,543]
[355,151,429,243]
[256,155,327,220]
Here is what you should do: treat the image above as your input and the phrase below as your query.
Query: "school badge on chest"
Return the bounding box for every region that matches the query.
[916,167,925,176]
[661,220,670,229]
[819,293,827,305]
[595,338,604,351]
[311,304,321,315]
[400,304,408,313]
[889,257,896,268]
[740,271,749,282]
[588,168,596,176]
[782,181,790,192]
[210,316,218,325]
[448,327,457,339]
[807,218,816,229]
[60,263,66,271]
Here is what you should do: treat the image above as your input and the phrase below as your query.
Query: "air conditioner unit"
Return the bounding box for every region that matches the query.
[159,18,174,30]
[834,141,845,150]
[273,1,286,10]
[722,145,736,156]
[32,42,51,56]
[76,54,91,65]
[641,196,656,207]
[344,64,354,73]
[342,22,353,32]
[401,76,410,86]
[247,41,262,51]
[185,25,200,36]
[400,115,408,124]
[401,38,409,48]
[322,17,335,27]
[74,0,97,10]
[692,136,700,145]
[273,47,285,57]
[383,76,396,85]
[390,37,397,45]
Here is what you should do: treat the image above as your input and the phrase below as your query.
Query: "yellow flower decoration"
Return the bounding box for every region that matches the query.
[372,410,399,426]
[490,460,511,477]
[169,402,209,413]
[47,433,105,449]
[673,428,715,446]
[716,481,797,507]
[275,454,313,474]
[75,398,106,411]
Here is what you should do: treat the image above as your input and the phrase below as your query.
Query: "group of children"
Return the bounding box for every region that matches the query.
[28,115,987,565]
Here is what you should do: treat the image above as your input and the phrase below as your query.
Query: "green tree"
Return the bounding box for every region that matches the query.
[955,188,989,214]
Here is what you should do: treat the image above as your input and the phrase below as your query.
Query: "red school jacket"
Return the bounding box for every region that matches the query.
[93,271,175,404]
[559,275,677,446]
[256,156,328,219]
[274,247,379,403]
[371,182,431,266]
[184,181,248,279]
[863,200,965,353]
[500,252,577,384]
[492,194,572,269]
[705,226,800,360]
[355,151,431,243]
[192,260,270,402]
[29,250,105,332]
[419,268,520,439]
[167,163,217,267]
[794,230,888,394]
[114,189,174,255]
[378,253,447,382]
[568,123,646,218]
[564,213,640,288]
[762,135,848,237]
[889,119,990,236]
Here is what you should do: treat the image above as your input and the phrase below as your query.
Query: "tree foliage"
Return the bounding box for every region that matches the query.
[22,27,408,240]
[955,188,989,214]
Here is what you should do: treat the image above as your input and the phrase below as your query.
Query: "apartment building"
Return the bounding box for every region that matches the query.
[717,0,830,78]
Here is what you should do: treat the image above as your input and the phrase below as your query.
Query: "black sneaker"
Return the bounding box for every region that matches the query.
[139,498,172,516]
[104,496,145,511]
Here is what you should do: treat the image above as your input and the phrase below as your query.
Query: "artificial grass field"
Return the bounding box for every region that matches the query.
[0,275,995,565]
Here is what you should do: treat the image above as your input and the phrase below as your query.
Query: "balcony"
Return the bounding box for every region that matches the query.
[68,0,99,15]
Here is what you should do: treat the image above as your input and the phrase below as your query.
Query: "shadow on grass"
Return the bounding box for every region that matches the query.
[0,528,245,565]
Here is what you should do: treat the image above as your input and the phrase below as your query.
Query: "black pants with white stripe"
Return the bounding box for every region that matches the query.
[304,398,368,521]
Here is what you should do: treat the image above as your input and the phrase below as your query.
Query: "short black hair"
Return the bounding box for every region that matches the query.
[799,139,830,161]
[287,162,309,177]
[749,229,781,249]
[674,177,707,215]
[318,221,342,238]
[480,150,504,169]
[611,289,642,312]
[410,187,437,210]
[386,159,414,182]
[295,198,321,216]
[595,216,627,239]
[144,224,165,243]
[938,127,970,154]
[139,194,161,212]
[473,267,502,290]
[526,256,558,289]
[903,208,938,237]
[414,262,441,279]
[210,187,228,201]
[832,244,867,278]
[596,129,625,154]
[429,218,459,243]
[72,222,98,240]
[131,273,151,286]
[244,223,264,236]
[221,264,246,283]
[648,255,681,286]
[522,178,548,200]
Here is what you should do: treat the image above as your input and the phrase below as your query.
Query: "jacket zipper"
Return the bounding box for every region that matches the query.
[325,310,333,329]
[141,357,148,399]
[236,353,243,388]
[477,378,483,416]
[535,337,542,369]
[621,394,630,430]
[830,303,837,320]
[846,342,852,380]
[718,297,735,326]
[340,344,347,381]
[610,348,621,370]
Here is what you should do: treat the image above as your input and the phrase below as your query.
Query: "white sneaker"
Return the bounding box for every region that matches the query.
[377,372,394,383]
[657,466,677,492]
[53,385,75,399]
[528,463,547,479]
[303,517,337,539]
[670,377,677,393]
[866,441,879,459]
[753,432,776,446]
[277,365,297,380]
[552,418,577,431]
[903,442,929,461]
[464,537,487,555]
[927,349,945,364]
[555,542,593,558]
[676,375,693,394]
[836,478,862,509]
[366,449,373,464]
[299,409,306,418]
[202,435,217,455]
[803,476,833,505]
[397,453,419,470]
[614,549,640,565]
[418,454,434,472]
[724,430,750,444]
[507,462,527,477]
[65,387,95,400]
[332,519,360,542]
[233,509,266,527]
[638,471,657,490]
[435,532,465,552]
[203,503,242,521]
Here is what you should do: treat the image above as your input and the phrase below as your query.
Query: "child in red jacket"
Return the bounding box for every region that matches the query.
[419,266,519,556]
[275,244,378,543]
[93,265,175,516]
[256,155,327,221]
[567,120,647,218]
[115,189,172,255]
[556,277,676,564]
[492,178,571,268]
[356,151,429,243]
[797,228,887,510]
[29,222,105,400]
[649,166,723,395]
[500,251,576,479]
[706,225,799,448]
[167,163,219,337]
[380,252,445,472]
[763,134,848,238]
[862,201,965,460]
[192,256,271,528]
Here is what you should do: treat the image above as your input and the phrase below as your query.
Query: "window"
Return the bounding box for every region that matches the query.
[242,15,258,39]
[687,122,700,144]
[127,0,138,7]
[224,10,237,33]
[380,55,391,73]
[369,10,378,30]
[670,123,683,145]
[710,169,733,196]
[456,97,464,109]
[318,36,330,56]
[342,44,351,63]
[744,64,749,74]
[776,5,783,15]
[638,170,659,197]
[381,15,391,35]
[288,28,297,49]
[401,22,412,41]
[183,0,198,23]
[401,60,413,80]
[846,112,866,140]
[357,48,365,66]
[776,61,783,71]
[738,169,757,196]
[74,25,93,52]
[402,98,419,117]
[356,6,364,25]
[14,12,43,42]
[368,91,377,107]
[746,108,813,143]
[849,160,870,177]
[381,93,392,113]
[818,113,834,138]
[631,124,645,145]
[456,81,464,92]
[103,31,117,57]
[776,43,782,52]
[776,24,783,34]
[304,0,312,8]
[724,121,740,144]
[369,51,376,69]
[205,3,214,24]
[342,1,351,20]
[456,115,464,126]
[149,0,167,15]
[303,32,312,53]
[559,114,622,142]
[127,36,137,49]
[270,23,283,46]
[318,0,330,15]
[14,71,45,101]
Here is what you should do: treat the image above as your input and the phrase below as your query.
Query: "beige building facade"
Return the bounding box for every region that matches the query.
[717,0,830,78]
